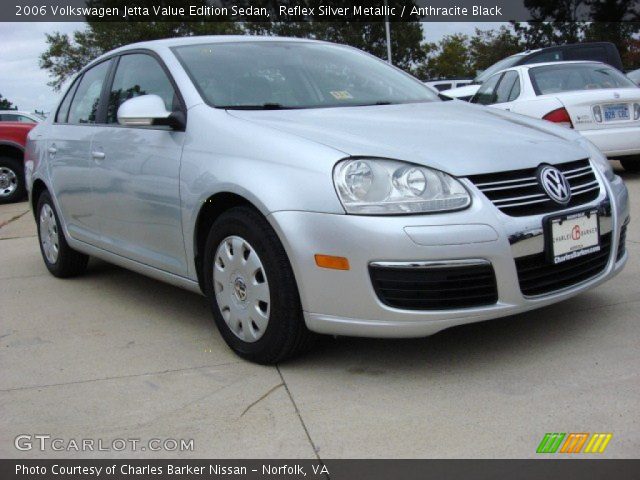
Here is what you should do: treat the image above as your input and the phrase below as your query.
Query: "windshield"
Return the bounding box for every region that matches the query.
[173,41,439,109]
[474,53,526,83]
[529,63,637,95]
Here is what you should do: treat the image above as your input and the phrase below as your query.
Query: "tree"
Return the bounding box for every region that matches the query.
[40,0,242,90]
[414,26,523,81]
[513,0,640,69]
[41,0,426,90]
[0,94,16,110]
[622,37,640,69]
[415,34,472,79]
[584,0,640,69]
[246,21,425,72]
[469,27,522,75]
[514,0,587,46]
[244,0,426,73]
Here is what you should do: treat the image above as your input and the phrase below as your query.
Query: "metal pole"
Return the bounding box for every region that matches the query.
[384,0,392,64]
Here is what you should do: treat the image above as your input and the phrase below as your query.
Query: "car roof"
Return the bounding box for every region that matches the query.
[0,110,36,115]
[91,35,327,64]
[505,60,608,71]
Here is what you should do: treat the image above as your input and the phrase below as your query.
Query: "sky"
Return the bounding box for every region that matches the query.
[0,21,507,114]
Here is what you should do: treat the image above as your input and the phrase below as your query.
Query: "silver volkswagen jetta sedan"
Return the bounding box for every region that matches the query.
[26,37,629,363]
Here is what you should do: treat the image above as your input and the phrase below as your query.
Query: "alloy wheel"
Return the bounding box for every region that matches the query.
[0,167,17,198]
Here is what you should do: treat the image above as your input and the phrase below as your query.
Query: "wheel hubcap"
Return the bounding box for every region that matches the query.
[213,236,270,343]
[0,167,17,197]
[39,204,59,264]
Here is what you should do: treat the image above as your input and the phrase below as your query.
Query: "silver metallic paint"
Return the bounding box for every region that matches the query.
[26,37,630,339]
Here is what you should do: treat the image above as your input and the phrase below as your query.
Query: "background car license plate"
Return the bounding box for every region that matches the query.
[603,103,630,121]
[549,210,600,264]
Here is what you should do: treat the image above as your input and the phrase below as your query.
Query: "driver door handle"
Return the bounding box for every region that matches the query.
[92,151,105,161]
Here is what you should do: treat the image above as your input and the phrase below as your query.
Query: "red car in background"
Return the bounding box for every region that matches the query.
[0,122,36,204]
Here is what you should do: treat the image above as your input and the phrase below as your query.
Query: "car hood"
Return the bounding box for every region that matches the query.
[228,101,587,176]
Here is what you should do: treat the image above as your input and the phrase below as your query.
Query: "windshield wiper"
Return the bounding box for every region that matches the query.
[218,103,293,110]
[347,101,395,107]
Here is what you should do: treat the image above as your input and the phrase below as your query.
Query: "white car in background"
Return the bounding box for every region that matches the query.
[0,111,43,123]
[440,42,625,101]
[471,61,640,172]
[424,78,472,93]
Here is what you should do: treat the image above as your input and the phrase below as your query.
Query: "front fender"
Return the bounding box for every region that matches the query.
[180,104,346,278]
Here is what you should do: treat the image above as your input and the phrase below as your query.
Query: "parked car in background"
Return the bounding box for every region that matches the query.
[441,42,624,101]
[424,78,472,93]
[0,122,35,203]
[470,61,640,172]
[26,37,629,363]
[0,111,43,123]
[628,68,640,85]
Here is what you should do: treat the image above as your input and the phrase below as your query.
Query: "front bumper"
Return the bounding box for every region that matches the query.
[268,170,629,338]
[580,126,640,158]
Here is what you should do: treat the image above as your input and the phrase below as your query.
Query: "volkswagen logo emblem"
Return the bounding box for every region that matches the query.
[538,165,571,205]
[613,92,620,99]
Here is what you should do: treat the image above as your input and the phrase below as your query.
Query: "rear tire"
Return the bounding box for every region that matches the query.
[0,157,26,204]
[36,191,89,278]
[203,206,316,364]
[620,157,640,173]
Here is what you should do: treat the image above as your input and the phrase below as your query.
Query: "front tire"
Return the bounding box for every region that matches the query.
[0,157,26,204]
[36,191,89,278]
[620,157,640,173]
[203,206,316,364]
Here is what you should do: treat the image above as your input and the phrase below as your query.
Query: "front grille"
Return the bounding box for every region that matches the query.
[515,233,611,296]
[369,262,498,310]
[617,223,628,261]
[468,159,600,217]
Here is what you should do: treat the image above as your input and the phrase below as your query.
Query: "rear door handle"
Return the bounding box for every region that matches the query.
[91,151,105,161]
[48,146,57,155]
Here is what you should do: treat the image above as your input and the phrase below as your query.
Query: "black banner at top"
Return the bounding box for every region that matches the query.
[6,0,640,22]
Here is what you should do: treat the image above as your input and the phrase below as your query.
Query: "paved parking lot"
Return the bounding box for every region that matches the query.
[1,162,639,459]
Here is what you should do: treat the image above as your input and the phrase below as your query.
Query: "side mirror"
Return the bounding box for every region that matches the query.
[117,95,185,130]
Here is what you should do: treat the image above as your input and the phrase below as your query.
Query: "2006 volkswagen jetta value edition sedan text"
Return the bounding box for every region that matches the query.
[25,37,629,363]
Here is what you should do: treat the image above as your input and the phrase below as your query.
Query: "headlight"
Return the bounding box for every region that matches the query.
[576,137,615,182]
[333,158,471,214]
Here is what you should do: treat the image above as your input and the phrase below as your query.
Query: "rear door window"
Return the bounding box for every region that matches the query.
[494,71,519,104]
[508,74,521,101]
